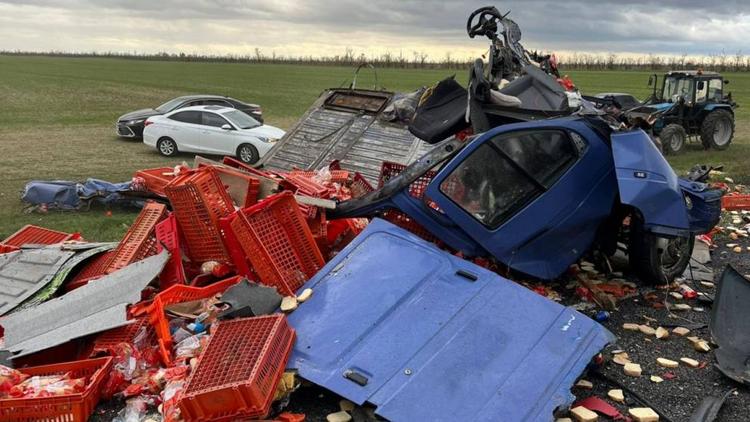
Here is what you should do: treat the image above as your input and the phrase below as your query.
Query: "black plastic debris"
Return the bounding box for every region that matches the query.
[710,265,750,384]
[688,389,735,422]
[217,278,282,320]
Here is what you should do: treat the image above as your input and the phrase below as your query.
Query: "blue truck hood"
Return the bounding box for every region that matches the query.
[287,219,614,422]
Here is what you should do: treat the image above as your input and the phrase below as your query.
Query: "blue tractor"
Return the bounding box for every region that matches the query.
[627,70,737,155]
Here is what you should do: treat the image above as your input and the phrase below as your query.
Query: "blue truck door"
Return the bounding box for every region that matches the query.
[425,119,618,279]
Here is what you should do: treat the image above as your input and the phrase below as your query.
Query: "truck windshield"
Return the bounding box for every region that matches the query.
[440,130,578,228]
[663,77,693,103]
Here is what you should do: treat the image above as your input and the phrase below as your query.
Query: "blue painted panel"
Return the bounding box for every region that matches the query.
[288,219,614,422]
[611,129,690,234]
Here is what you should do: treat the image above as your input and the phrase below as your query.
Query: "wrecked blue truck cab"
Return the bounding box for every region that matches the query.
[332,116,721,283]
[287,219,615,421]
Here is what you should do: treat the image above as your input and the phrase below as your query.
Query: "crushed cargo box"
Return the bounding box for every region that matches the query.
[257,88,440,185]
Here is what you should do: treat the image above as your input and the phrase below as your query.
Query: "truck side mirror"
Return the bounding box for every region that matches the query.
[697,81,705,90]
[648,76,654,86]
[724,80,730,85]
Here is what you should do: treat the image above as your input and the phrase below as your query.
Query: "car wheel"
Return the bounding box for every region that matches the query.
[628,214,694,285]
[659,124,687,155]
[237,143,259,164]
[157,137,178,157]
[700,110,734,150]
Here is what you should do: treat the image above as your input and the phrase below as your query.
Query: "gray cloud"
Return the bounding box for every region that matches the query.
[0,0,747,57]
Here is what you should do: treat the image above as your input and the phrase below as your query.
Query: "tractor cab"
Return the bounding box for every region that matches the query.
[628,70,737,154]
[650,71,728,106]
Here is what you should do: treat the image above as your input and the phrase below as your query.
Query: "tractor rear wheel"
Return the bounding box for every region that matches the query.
[701,110,734,150]
[660,124,687,155]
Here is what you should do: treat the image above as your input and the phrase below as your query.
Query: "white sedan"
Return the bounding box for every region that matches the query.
[143,105,285,164]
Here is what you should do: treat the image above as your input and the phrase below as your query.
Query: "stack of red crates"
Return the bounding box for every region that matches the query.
[225,192,325,296]
[165,167,235,264]
[178,315,295,421]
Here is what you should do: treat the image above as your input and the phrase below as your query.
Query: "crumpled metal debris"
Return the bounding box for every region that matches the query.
[1,251,168,358]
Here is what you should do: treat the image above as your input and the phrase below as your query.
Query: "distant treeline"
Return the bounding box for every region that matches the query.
[2,49,749,72]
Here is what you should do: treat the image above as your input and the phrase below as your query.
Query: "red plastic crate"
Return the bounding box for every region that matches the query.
[307,210,327,242]
[378,162,439,241]
[134,167,178,197]
[165,168,234,264]
[285,174,331,198]
[179,315,296,422]
[201,164,262,208]
[226,192,325,296]
[350,172,375,199]
[722,194,750,211]
[0,244,20,254]
[382,209,439,242]
[221,156,277,180]
[2,225,76,247]
[244,176,261,207]
[89,317,152,357]
[288,169,350,184]
[132,277,242,366]
[107,202,168,272]
[66,249,117,291]
[378,161,437,198]
[155,214,186,289]
[0,357,113,422]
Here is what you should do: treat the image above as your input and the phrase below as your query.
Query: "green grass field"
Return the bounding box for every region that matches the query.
[0,56,748,241]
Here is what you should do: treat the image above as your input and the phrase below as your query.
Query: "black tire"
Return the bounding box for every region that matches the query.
[659,124,687,155]
[700,109,734,150]
[628,214,694,285]
[157,137,178,157]
[236,143,260,164]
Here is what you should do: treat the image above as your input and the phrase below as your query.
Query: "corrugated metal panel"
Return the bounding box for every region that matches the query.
[0,247,76,316]
[1,251,168,358]
[287,219,614,422]
[260,89,434,185]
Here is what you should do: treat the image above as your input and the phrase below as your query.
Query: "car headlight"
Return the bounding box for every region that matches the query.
[256,136,269,143]
[127,119,145,125]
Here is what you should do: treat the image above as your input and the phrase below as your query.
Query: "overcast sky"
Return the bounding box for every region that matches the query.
[0,0,747,60]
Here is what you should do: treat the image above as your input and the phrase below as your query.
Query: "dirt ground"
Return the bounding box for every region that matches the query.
[571,232,750,421]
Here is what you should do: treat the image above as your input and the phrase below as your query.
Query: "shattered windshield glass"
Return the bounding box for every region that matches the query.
[663,77,693,103]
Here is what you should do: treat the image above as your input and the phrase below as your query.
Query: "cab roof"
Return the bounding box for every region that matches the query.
[666,70,721,78]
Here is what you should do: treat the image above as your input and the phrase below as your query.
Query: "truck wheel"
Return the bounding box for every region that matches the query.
[700,110,734,150]
[659,124,687,155]
[628,214,694,285]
